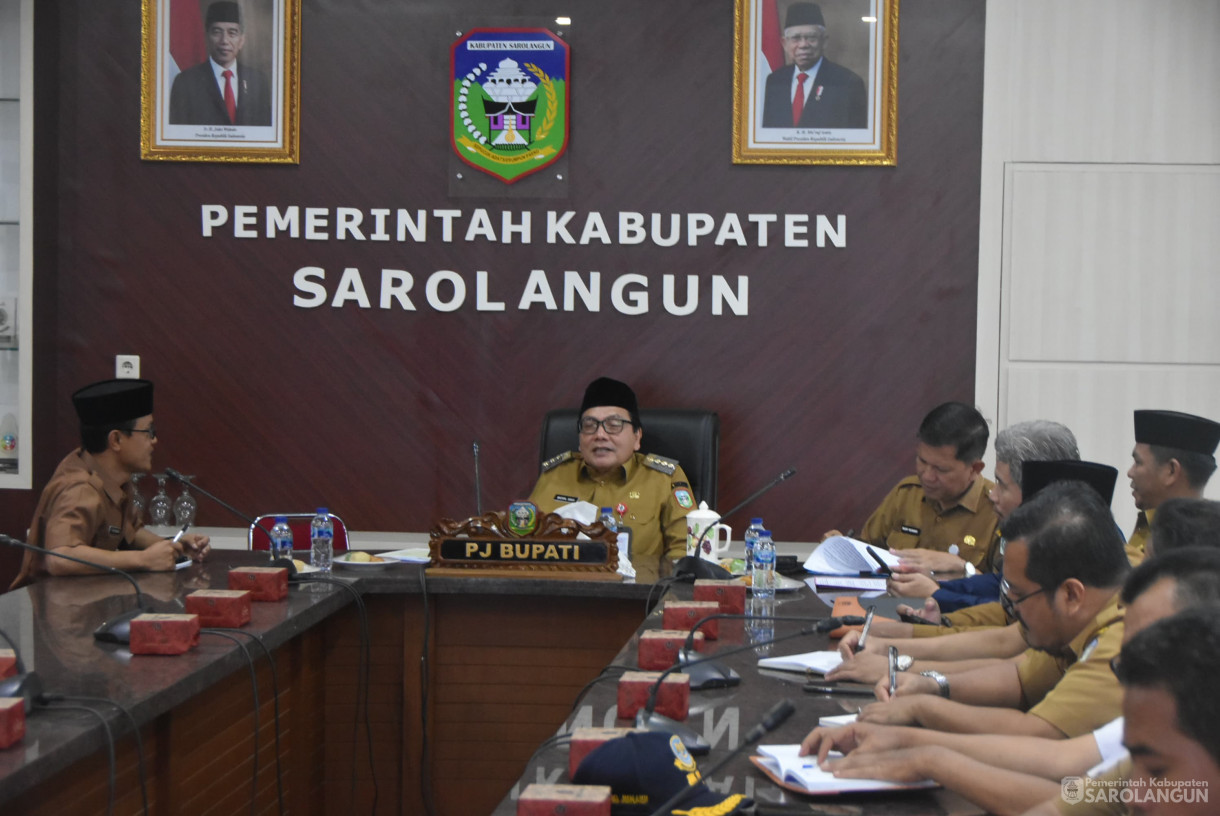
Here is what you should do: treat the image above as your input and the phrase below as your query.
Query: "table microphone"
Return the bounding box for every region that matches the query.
[646,698,796,816]
[472,441,483,516]
[676,467,797,581]
[164,469,299,578]
[1,535,151,644]
[0,625,44,713]
[634,618,846,754]
[675,613,864,690]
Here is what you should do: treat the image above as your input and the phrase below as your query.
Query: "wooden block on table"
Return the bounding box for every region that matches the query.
[185,589,252,628]
[638,629,702,670]
[616,670,690,720]
[0,697,25,748]
[568,727,639,777]
[694,579,746,615]
[227,566,289,601]
[662,601,721,639]
[129,613,200,655]
[517,783,611,816]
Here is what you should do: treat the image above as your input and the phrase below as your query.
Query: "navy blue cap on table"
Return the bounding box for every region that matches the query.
[572,731,747,815]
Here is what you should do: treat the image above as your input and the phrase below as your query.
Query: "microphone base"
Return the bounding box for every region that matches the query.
[93,607,146,644]
[0,671,43,713]
[634,710,711,755]
[677,649,741,690]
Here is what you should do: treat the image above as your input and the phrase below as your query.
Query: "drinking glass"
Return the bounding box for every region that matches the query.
[149,474,173,526]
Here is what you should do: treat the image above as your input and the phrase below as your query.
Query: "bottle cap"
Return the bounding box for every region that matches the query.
[316,507,329,514]
[275,515,287,523]
[751,517,764,524]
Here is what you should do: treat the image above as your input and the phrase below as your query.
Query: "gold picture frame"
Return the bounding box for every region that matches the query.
[140,0,300,163]
[733,0,898,165]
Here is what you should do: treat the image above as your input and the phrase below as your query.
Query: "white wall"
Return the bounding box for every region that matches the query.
[977,0,1220,533]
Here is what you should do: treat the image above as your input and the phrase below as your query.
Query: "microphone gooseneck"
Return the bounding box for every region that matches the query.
[166,468,275,547]
[1,535,150,644]
[689,466,797,558]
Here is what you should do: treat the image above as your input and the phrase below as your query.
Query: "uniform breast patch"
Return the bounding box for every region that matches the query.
[109,525,122,536]
[900,525,920,536]
[553,494,578,503]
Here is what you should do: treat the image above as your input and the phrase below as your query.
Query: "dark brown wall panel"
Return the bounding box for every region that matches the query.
[4,0,986,554]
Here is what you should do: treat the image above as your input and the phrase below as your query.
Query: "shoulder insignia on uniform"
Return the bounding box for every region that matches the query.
[541,451,575,473]
[643,454,678,475]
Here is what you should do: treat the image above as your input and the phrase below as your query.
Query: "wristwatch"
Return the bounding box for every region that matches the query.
[919,670,951,698]
[963,561,977,577]
[896,654,914,672]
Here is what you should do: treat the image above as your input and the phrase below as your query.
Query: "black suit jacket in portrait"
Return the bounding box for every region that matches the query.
[761,59,867,129]
[169,61,272,127]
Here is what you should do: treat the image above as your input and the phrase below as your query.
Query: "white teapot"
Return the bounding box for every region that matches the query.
[685,501,732,562]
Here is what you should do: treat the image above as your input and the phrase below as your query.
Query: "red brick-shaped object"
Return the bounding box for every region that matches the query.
[227,566,289,602]
[0,649,16,679]
[568,728,639,778]
[662,601,721,639]
[694,579,746,615]
[129,614,200,655]
[517,783,611,816]
[638,629,703,670]
[0,697,25,748]
[185,589,253,628]
[616,671,690,720]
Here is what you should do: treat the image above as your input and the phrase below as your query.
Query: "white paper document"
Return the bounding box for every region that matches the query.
[757,650,843,674]
[804,536,900,575]
[754,744,937,793]
[807,575,888,592]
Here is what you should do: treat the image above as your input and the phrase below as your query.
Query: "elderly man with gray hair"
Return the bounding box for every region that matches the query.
[887,420,1081,611]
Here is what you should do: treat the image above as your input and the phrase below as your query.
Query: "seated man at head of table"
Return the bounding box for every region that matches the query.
[528,377,695,577]
[824,401,1000,574]
[1124,409,1220,565]
[9,379,211,590]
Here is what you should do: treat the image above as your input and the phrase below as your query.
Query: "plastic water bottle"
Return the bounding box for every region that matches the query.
[600,507,617,534]
[744,518,765,583]
[310,507,334,573]
[269,516,293,562]
[753,529,776,599]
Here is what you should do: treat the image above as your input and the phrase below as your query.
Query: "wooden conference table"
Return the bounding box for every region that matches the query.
[0,551,981,815]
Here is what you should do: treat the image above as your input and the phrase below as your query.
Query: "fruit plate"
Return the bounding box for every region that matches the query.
[333,552,398,569]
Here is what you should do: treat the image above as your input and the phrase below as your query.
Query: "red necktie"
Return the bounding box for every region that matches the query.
[222,69,237,124]
[792,71,808,126]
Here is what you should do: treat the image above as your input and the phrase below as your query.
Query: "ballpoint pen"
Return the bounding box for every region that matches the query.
[855,607,875,652]
[171,523,189,545]
[888,645,898,698]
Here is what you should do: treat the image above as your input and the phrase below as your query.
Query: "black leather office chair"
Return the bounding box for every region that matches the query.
[537,409,720,507]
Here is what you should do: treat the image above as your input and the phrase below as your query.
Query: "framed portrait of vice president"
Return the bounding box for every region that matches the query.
[141,0,301,163]
[733,0,898,165]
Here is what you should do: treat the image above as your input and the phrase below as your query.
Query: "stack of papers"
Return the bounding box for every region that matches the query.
[752,744,938,794]
[804,536,900,576]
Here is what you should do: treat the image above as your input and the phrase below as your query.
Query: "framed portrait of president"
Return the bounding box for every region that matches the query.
[733,0,898,165]
[140,0,301,163]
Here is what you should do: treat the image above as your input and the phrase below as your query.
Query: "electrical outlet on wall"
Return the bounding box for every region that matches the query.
[115,355,140,379]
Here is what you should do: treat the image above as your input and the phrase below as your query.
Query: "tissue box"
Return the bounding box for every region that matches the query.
[227,567,289,601]
[517,783,611,816]
[129,614,200,655]
[0,649,16,679]
[185,590,252,628]
[638,630,703,670]
[0,698,25,749]
[693,579,746,615]
[616,671,690,720]
[568,728,639,778]
[662,601,721,639]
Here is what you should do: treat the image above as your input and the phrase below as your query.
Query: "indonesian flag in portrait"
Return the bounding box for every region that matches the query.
[759,0,784,76]
[167,0,207,83]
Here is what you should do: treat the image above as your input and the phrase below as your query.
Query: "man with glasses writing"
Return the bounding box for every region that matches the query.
[528,377,694,577]
[10,379,210,589]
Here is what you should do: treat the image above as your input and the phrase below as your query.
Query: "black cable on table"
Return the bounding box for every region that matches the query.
[36,703,117,816]
[296,574,379,813]
[39,694,149,816]
[201,628,260,816]
[207,627,286,816]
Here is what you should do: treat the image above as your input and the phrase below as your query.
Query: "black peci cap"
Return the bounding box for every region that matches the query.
[72,379,154,427]
[1021,460,1119,505]
[785,2,825,29]
[580,377,641,428]
[1134,410,1220,456]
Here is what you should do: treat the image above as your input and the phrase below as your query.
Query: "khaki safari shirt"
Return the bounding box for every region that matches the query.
[529,451,694,571]
[1016,593,1126,738]
[11,449,143,590]
[860,475,1000,569]
[1125,510,1152,567]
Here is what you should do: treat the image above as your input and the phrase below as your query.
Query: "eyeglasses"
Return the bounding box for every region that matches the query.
[126,426,157,441]
[784,33,825,44]
[578,416,634,436]
[999,576,1047,620]
[1110,654,1122,676]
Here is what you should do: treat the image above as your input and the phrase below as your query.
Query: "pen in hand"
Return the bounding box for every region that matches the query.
[171,523,189,545]
[855,607,875,653]
[888,645,899,698]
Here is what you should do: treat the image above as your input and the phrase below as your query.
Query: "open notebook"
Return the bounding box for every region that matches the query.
[751,744,937,795]
[756,650,842,674]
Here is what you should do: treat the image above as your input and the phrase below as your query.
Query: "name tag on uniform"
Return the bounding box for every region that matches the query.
[553,494,578,503]
[109,525,122,536]
[901,525,920,536]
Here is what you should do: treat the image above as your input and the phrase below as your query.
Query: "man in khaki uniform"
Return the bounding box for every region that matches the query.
[834,402,1000,574]
[529,378,694,577]
[851,481,1130,739]
[1124,409,1219,565]
[11,379,211,590]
